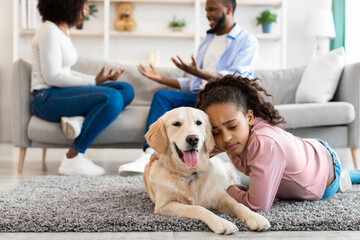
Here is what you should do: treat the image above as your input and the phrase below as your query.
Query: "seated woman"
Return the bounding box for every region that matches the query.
[31,0,134,176]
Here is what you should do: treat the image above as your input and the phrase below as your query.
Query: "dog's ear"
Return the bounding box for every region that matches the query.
[204,118,215,153]
[145,117,168,154]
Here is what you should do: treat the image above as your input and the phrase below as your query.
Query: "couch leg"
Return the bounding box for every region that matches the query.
[18,148,27,173]
[42,148,47,163]
[351,148,359,169]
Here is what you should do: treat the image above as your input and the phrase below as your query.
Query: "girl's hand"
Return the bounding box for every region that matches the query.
[96,65,124,85]
[226,184,248,193]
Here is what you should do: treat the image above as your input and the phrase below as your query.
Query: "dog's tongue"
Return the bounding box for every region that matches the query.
[183,150,199,168]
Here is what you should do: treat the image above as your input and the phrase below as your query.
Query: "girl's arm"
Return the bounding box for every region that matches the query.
[227,136,286,211]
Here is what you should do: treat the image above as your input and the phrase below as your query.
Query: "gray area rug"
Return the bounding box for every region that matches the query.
[0,175,359,232]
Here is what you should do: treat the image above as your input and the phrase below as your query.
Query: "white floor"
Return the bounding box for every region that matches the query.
[0,142,359,239]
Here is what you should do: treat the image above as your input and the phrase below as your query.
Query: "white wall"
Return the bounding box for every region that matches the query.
[0,0,14,142]
[0,0,338,142]
[286,0,333,68]
[346,0,360,64]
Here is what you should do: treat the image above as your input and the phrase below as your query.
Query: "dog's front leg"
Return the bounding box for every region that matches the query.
[155,201,238,235]
[217,193,270,231]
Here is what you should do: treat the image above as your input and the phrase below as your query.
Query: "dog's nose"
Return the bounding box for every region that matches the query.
[186,135,199,147]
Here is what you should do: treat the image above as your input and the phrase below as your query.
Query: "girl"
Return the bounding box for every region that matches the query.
[31,0,134,176]
[195,75,360,211]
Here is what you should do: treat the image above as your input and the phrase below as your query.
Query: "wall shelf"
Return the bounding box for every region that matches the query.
[13,0,287,69]
[20,29,104,37]
[254,33,281,40]
[109,0,194,5]
[200,0,282,7]
[110,31,195,39]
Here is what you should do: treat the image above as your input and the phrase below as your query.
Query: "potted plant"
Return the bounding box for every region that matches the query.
[76,4,98,30]
[168,16,186,32]
[256,10,277,33]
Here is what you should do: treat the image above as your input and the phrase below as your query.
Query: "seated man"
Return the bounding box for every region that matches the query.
[118,0,259,175]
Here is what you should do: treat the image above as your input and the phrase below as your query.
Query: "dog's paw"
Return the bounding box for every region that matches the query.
[208,217,239,235]
[245,212,270,231]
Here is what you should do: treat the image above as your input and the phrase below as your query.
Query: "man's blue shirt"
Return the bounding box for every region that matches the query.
[178,23,259,93]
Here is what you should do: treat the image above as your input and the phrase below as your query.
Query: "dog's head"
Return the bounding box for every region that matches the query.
[145,107,215,173]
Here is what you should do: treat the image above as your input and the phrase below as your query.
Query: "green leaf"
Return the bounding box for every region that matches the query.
[256,10,277,25]
[84,4,98,21]
[169,16,186,28]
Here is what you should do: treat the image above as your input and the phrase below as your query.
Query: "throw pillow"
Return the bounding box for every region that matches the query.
[295,47,346,103]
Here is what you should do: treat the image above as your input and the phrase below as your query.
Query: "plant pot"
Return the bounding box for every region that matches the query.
[170,26,183,32]
[262,22,272,33]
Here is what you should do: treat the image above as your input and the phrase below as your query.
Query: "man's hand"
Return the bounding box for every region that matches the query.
[95,65,124,85]
[171,55,221,81]
[171,54,200,76]
[137,64,163,83]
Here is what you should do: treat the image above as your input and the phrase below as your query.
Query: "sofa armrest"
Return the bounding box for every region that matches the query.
[334,62,360,148]
[10,59,32,148]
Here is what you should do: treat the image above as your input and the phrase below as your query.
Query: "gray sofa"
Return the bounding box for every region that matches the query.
[11,57,359,172]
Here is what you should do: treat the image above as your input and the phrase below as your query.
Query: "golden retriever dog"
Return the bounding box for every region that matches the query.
[143,107,270,234]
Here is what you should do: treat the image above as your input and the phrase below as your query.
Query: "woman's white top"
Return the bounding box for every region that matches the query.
[31,21,96,92]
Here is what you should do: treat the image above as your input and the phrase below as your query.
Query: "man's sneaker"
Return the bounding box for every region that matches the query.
[58,153,105,176]
[339,170,352,192]
[118,148,154,176]
[61,116,85,140]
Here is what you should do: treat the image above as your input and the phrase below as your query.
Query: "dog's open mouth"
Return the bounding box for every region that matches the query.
[174,143,199,168]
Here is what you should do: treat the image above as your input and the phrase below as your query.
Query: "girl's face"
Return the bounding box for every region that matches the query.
[205,103,254,155]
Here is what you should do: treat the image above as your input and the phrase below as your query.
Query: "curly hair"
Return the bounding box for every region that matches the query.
[195,74,286,126]
[37,0,87,27]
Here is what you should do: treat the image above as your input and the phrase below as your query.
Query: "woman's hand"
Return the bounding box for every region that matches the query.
[96,65,124,85]
[137,64,163,83]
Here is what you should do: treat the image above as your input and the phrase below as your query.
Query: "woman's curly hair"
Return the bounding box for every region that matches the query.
[195,74,286,126]
[37,0,87,27]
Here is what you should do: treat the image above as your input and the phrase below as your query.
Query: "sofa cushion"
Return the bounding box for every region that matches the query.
[255,67,305,105]
[72,58,184,106]
[295,47,346,103]
[28,106,149,145]
[276,102,355,129]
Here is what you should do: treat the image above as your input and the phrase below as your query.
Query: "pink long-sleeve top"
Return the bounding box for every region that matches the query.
[212,119,330,211]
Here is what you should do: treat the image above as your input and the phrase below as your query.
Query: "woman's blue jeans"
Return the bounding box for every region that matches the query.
[30,82,134,153]
[143,90,198,151]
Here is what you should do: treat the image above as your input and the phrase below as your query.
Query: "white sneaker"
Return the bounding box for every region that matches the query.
[118,148,154,176]
[61,116,85,140]
[58,153,105,176]
[339,170,352,192]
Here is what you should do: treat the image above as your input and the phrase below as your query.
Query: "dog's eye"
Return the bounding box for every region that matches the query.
[173,121,181,127]
[196,120,202,126]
